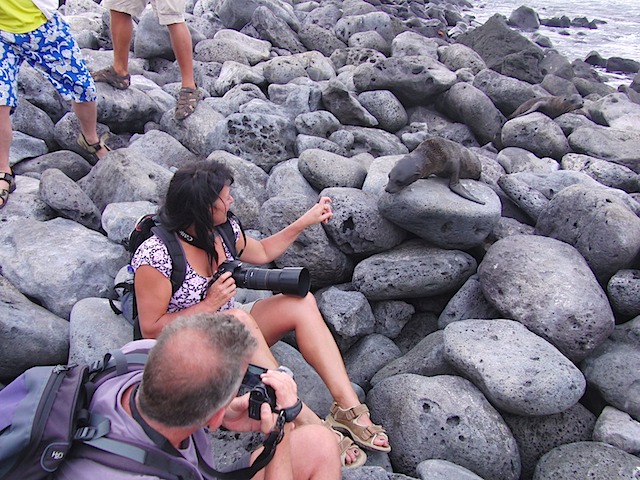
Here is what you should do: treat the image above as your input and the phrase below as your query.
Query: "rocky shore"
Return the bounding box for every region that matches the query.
[1,0,640,478]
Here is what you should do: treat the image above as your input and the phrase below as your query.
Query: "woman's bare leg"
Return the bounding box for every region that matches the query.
[249,294,389,449]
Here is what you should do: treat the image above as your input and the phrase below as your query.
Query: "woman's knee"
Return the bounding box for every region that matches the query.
[228,308,260,331]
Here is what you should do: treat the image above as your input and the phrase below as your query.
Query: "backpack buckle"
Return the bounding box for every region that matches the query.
[74,426,97,440]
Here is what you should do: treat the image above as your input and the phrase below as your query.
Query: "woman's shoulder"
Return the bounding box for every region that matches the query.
[131,235,171,273]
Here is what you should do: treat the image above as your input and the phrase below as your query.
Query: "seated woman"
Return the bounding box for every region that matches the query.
[131,160,390,467]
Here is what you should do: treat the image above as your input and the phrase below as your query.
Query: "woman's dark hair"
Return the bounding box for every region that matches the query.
[158,160,234,265]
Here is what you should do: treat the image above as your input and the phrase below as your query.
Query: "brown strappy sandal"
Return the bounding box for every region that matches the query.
[326,402,391,453]
[93,65,131,90]
[175,87,200,120]
[77,133,111,157]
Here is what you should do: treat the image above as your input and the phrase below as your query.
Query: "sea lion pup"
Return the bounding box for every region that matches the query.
[508,93,583,120]
[385,137,485,204]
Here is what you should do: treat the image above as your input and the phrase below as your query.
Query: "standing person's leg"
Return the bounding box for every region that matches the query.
[92,0,147,89]
[156,0,199,119]
[0,107,15,209]
[1,26,28,208]
[73,101,110,160]
[22,15,110,160]
[166,22,196,90]
[109,10,134,80]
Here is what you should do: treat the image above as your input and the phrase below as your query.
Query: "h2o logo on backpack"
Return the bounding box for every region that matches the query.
[42,444,68,471]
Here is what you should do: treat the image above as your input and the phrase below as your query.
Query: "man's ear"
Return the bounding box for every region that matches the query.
[206,408,226,430]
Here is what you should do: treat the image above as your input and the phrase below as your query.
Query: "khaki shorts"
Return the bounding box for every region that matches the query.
[103,0,185,25]
[234,301,257,314]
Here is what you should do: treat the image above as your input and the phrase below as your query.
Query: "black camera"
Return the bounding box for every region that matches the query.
[216,260,310,297]
[239,364,276,420]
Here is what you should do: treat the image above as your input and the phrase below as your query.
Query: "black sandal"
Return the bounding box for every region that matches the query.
[0,168,16,210]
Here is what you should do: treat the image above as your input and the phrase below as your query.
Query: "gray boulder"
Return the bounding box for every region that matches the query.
[334,11,399,44]
[535,184,640,283]
[9,131,49,165]
[95,82,168,133]
[127,130,199,171]
[416,459,484,480]
[207,112,297,172]
[444,319,586,416]
[368,374,520,479]
[337,126,409,157]
[294,110,341,137]
[330,47,386,70]
[371,300,414,339]
[588,93,640,129]
[508,5,540,30]
[391,31,438,58]
[214,61,265,96]
[607,270,640,319]
[321,79,379,127]
[593,406,640,454]
[0,176,55,223]
[352,56,457,105]
[456,14,543,80]
[568,126,640,173]
[252,6,305,54]
[69,298,133,365]
[473,69,537,117]
[561,153,640,193]
[501,113,570,160]
[38,168,101,230]
[496,147,559,174]
[0,275,69,381]
[320,187,406,255]
[437,44,487,75]
[377,177,501,249]
[582,339,640,422]
[78,148,172,211]
[437,82,505,148]
[502,403,596,480]
[211,29,271,65]
[317,287,375,349]
[438,274,502,329]
[0,218,128,318]
[17,63,66,121]
[357,90,408,132]
[265,159,317,200]
[343,334,402,390]
[298,24,347,57]
[352,239,477,301]
[11,98,56,148]
[159,99,225,156]
[370,331,455,387]
[478,235,615,362]
[12,150,92,181]
[532,442,640,479]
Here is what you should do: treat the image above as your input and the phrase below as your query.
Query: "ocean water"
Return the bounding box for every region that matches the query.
[464,0,640,85]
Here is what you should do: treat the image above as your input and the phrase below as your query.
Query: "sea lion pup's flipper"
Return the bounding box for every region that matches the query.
[449,174,485,205]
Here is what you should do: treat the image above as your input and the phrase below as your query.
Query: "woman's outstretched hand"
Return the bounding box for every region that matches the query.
[299,196,333,227]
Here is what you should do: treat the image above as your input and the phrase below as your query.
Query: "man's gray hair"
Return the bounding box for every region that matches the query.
[138,312,257,428]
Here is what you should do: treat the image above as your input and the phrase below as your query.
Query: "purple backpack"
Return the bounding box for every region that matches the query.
[0,350,147,479]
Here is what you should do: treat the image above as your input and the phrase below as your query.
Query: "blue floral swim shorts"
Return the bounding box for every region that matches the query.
[0,14,96,110]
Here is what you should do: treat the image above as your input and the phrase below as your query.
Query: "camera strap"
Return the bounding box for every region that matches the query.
[128,385,283,480]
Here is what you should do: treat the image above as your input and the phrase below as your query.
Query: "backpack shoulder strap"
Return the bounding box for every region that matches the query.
[151,225,186,295]
[216,211,245,259]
